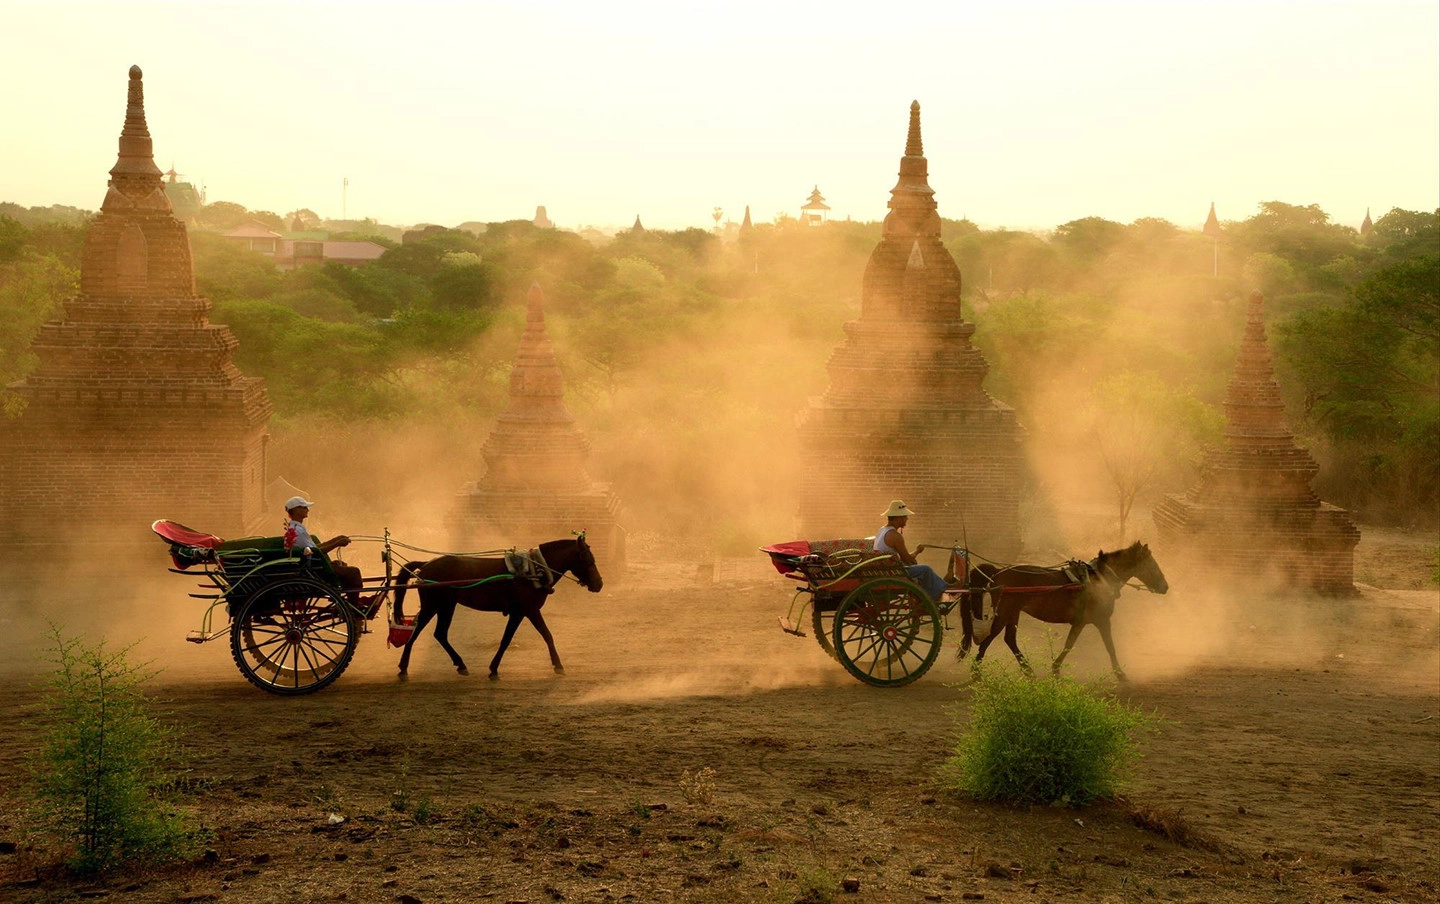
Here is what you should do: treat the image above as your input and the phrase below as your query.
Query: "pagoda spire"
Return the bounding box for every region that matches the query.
[111,65,163,180]
[1202,201,1221,237]
[905,99,923,157]
[882,100,939,240]
[1360,208,1373,235]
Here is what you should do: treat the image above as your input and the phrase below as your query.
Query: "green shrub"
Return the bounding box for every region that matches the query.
[946,670,1150,807]
[29,627,194,873]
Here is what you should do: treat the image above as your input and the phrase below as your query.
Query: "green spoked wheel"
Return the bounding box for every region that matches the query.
[811,595,840,659]
[832,577,943,687]
[230,578,358,696]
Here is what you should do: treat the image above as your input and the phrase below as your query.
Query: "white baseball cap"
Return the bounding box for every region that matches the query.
[284,496,315,511]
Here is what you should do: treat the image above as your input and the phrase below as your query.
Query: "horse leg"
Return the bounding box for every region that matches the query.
[956,593,975,660]
[397,603,438,680]
[1051,622,1086,676]
[1095,618,1126,681]
[1003,620,1032,676]
[431,603,469,676]
[527,610,564,675]
[489,612,525,680]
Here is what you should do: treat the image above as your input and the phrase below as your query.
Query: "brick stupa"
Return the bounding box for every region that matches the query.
[1154,291,1359,592]
[797,102,1022,556]
[0,66,272,554]
[450,284,625,566]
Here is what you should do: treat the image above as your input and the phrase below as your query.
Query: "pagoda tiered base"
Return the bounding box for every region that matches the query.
[1154,495,1359,594]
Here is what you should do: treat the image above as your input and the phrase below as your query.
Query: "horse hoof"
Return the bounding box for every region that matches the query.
[457,667,469,677]
[554,668,565,676]
[397,672,408,682]
[488,672,499,681]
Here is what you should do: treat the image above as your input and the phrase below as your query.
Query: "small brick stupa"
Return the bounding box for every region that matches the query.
[1154,291,1359,592]
[451,284,625,566]
[0,66,272,554]
[797,101,1022,556]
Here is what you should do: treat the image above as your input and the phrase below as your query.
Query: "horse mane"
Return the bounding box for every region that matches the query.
[1096,540,1149,568]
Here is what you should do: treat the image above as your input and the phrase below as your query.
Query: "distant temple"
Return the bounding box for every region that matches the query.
[796,102,1022,556]
[163,166,204,223]
[738,205,753,237]
[801,186,830,226]
[1360,208,1373,235]
[534,205,555,229]
[1154,291,1359,593]
[631,215,645,233]
[1202,201,1222,237]
[450,283,625,567]
[0,66,272,554]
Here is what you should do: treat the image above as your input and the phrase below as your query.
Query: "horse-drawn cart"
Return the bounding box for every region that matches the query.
[153,521,602,695]
[153,520,403,695]
[762,538,983,688]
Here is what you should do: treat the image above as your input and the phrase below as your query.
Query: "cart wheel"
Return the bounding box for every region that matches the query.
[810,595,839,659]
[230,578,358,696]
[832,577,943,687]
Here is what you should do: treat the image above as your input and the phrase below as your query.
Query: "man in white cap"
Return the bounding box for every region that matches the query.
[874,499,949,601]
[284,496,364,605]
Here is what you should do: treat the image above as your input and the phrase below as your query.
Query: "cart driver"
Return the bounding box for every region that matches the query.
[874,500,950,602]
[284,496,365,606]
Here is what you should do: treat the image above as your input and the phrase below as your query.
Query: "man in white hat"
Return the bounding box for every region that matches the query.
[283,496,364,606]
[873,499,949,601]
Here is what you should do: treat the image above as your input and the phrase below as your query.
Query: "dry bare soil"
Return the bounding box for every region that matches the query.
[0,529,1436,903]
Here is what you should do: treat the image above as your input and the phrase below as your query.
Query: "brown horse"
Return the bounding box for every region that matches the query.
[393,536,603,680]
[969,541,1168,680]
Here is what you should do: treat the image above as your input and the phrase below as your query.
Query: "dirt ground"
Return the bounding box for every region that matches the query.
[0,528,1436,904]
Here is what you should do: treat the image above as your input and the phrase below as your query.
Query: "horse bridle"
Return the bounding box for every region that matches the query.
[529,540,597,590]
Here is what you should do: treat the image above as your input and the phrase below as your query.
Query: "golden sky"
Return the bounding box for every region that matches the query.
[2,0,1436,231]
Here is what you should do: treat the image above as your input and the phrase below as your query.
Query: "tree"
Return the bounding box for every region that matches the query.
[195,201,252,232]
[429,260,497,311]
[1053,217,1127,262]
[1088,373,1221,539]
[0,253,77,410]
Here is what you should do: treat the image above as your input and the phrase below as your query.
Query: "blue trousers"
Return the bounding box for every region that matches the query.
[906,564,949,602]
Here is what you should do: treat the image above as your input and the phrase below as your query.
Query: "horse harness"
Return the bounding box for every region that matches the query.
[505,547,556,595]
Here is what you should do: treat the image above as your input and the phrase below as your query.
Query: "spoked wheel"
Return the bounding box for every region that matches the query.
[230,578,358,695]
[811,595,840,659]
[832,577,943,687]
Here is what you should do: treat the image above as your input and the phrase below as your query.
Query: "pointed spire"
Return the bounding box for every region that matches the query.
[632,215,644,233]
[905,100,923,157]
[1360,207,1373,235]
[738,205,753,238]
[111,65,162,179]
[1202,201,1222,237]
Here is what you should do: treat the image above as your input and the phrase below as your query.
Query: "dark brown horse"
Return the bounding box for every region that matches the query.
[393,537,603,680]
[970,541,1168,680]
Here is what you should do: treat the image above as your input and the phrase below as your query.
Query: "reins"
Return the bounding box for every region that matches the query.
[347,534,592,588]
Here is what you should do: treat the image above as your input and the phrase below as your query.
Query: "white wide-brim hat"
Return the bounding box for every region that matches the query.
[284,496,315,511]
[882,499,914,518]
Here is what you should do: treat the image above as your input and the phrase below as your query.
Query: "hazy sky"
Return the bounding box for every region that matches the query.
[2,1,1436,232]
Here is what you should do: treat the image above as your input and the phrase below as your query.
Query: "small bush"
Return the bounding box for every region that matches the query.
[29,627,194,873]
[679,766,716,805]
[945,670,1150,806]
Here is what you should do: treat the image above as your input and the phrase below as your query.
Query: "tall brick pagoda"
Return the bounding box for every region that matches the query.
[451,284,625,566]
[1154,291,1359,592]
[796,101,1022,556]
[0,66,272,554]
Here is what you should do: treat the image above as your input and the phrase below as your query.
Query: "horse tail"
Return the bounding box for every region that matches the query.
[393,560,426,622]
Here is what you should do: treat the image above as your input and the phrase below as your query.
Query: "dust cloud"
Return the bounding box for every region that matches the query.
[1,225,1434,702]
